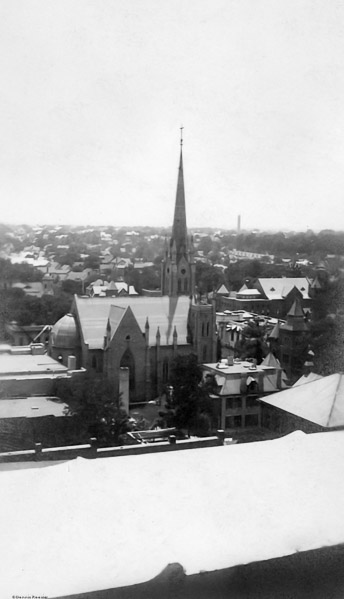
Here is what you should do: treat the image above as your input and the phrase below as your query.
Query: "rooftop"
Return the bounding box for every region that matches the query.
[260,372,344,428]
[256,277,310,300]
[0,348,68,377]
[74,295,191,348]
[0,396,68,418]
[1,431,344,597]
[203,359,277,376]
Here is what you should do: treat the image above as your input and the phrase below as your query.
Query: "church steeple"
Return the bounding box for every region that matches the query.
[161,130,195,297]
[171,137,188,259]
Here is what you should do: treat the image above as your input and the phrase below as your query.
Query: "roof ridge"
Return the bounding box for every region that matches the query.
[326,373,342,427]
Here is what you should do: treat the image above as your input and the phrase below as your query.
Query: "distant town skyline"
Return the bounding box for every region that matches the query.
[1,1,344,232]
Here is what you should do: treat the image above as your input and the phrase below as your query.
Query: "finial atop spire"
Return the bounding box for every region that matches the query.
[180,125,184,147]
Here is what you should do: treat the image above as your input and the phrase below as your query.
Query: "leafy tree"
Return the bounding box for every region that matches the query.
[311,277,344,375]
[166,354,215,435]
[54,372,130,446]
[195,262,224,294]
[0,258,43,284]
[234,318,269,364]
[56,248,81,267]
[0,289,72,330]
[61,279,83,295]
[84,254,100,270]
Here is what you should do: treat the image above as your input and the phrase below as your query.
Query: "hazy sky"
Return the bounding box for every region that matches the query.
[1,0,344,231]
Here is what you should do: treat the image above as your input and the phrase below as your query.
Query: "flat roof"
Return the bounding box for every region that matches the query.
[203,360,276,376]
[0,353,68,376]
[0,396,68,418]
[1,431,344,597]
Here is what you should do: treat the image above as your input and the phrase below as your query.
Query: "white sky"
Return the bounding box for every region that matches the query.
[1,0,344,231]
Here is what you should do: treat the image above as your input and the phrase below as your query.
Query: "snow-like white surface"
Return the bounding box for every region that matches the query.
[1,431,344,597]
[261,373,344,427]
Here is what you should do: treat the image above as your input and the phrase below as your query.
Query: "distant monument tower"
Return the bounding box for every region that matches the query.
[161,129,195,296]
[237,214,241,235]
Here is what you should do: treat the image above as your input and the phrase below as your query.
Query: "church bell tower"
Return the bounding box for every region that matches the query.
[161,130,195,296]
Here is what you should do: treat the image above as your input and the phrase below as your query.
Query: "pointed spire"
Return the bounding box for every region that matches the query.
[287,298,304,318]
[171,135,187,258]
[268,321,280,340]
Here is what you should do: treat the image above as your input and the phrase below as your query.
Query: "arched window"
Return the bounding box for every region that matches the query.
[206,322,209,336]
[202,322,205,336]
[120,348,136,394]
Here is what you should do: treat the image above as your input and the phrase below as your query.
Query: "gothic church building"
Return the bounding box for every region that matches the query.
[49,141,216,403]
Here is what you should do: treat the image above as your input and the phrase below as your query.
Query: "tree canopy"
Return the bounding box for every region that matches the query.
[54,372,130,446]
[166,353,215,435]
[234,319,269,364]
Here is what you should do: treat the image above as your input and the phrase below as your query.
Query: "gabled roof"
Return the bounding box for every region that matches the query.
[108,305,127,340]
[261,352,282,368]
[260,373,344,428]
[310,276,323,289]
[216,284,230,295]
[255,278,310,300]
[73,295,191,349]
[261,352,289,390]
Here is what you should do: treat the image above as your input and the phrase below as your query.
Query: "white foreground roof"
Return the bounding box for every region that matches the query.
[1,431,344,597]
[260,373,344,427]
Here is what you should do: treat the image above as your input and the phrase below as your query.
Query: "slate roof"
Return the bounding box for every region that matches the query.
[108,305,127,339]
[74,295,191,349]
[259,373,344,428]
[255,278,310,300]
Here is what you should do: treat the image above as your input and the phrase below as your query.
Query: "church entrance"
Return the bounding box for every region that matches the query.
[120,348,136,399]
